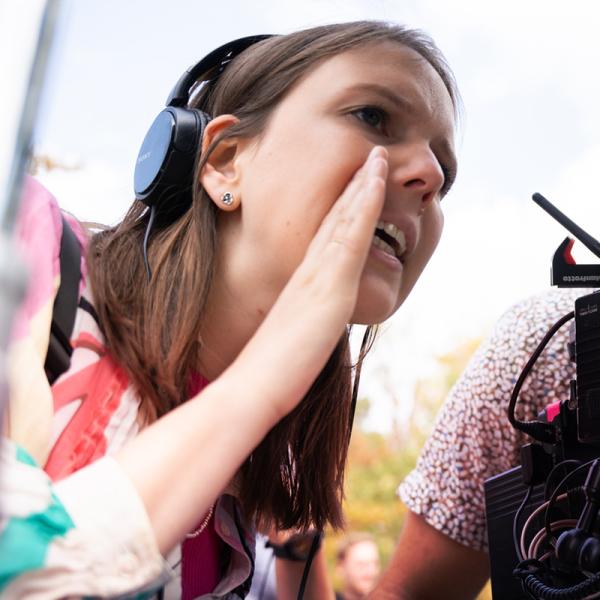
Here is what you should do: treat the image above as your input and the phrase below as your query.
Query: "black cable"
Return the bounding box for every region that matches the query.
[348,326,375,446]
[508,311,574,443]
[544,460,583,500]
[544,461,593,544]
[143,205,157,281]
[514,559,549,600]
[520,567,600,599]
[514,484,534,561]
[296,532,322,600]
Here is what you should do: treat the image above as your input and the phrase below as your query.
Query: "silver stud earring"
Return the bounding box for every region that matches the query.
[221,192,234,206]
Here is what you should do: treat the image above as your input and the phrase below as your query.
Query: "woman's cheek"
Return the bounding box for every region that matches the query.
[400,206,444,299]
[420,203,444,259]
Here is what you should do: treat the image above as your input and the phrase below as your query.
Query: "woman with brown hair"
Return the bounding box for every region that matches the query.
[2,20,458,599]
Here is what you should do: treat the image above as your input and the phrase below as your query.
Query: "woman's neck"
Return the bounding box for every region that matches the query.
[197,273,268,381]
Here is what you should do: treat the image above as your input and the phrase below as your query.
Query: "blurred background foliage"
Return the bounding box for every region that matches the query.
[323,336,493,599]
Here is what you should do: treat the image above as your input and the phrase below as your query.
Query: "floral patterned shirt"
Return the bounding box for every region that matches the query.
[399,287,583,552]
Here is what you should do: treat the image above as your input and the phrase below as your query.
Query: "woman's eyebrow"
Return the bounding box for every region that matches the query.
[339,83,416,113]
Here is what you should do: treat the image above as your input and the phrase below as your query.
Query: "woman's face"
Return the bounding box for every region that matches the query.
[216,40,456,325]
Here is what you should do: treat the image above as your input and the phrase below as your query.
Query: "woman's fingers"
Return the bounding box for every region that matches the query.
[305,146,387,259]
[271,144,388,337]
[302,145,388,282]
[327,148,388,260]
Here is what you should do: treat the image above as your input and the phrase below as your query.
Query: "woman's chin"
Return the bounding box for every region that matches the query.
[351,284,403,325]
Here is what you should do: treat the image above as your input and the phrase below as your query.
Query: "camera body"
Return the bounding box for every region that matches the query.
[486,291,600,597]
[485,201,600,599]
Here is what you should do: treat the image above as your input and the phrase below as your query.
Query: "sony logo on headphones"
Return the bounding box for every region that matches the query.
[137,152,152,164]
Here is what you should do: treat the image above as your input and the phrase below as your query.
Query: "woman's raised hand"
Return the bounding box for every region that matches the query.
[116,147,388,551]
[231,146,388,420]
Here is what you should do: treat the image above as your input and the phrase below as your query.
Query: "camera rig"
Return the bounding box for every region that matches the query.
[485,193,600,599]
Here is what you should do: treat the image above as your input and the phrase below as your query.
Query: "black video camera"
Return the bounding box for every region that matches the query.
[485,194,600,599]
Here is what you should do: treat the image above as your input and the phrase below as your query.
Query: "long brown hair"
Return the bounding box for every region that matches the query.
[87,21,459,531]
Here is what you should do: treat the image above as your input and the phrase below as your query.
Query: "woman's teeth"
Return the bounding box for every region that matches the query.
[373,235,397,257]
[378,221,406,252]
[373,220,407,260]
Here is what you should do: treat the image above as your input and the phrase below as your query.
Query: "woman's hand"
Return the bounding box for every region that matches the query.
[230,145,388,420]
[115,146,387,554]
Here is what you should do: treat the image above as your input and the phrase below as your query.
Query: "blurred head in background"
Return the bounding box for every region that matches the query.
[336,532,381,599]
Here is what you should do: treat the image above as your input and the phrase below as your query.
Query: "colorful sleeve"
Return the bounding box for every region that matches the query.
[398,288,578,552]
[0,439,170,598]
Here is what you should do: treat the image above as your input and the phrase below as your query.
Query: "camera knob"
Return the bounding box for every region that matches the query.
[579,536,600,572]
[556,529,588,567]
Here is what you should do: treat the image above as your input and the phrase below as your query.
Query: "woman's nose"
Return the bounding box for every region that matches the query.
[388,145,445,206]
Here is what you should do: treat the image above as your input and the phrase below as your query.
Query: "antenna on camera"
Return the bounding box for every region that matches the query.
[532,192,600,287]
[532,193,600,259]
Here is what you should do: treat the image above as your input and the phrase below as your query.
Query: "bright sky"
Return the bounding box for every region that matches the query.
[12,0,600,432]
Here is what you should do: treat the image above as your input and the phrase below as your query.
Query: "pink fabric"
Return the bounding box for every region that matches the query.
[45,332,130,480]
[12,177,126,482]
[181,371,221,597]
[182,513,222,599]
[12,176,87,341]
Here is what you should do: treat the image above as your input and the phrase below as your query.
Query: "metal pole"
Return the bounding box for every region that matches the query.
[0,0,62,428]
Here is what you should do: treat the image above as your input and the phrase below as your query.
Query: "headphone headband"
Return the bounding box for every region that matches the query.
[166,34,273,108]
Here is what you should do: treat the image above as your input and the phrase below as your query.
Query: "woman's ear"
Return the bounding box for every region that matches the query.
[200,114,243,212]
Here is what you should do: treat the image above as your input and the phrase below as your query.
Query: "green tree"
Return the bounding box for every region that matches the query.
[324,336,494,599]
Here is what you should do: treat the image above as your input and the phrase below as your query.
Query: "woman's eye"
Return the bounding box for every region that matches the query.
[439,163,457,198]
[352,106,388,132]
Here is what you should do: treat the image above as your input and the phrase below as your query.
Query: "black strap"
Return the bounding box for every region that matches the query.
[44,216,81,384]
[296,532,322,600]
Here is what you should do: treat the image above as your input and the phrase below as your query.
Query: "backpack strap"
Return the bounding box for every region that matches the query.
[44,216,81,384]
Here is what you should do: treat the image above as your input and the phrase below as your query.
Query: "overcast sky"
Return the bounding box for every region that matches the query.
[7,0,600,432]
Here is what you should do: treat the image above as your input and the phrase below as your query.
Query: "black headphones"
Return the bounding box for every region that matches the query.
[133,35,272,278]
[133,34,272,211]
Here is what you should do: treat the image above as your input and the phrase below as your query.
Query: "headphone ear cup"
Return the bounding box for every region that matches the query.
[134,107,211,210]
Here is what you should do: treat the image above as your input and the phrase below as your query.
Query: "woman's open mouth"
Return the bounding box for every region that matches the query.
[372,220,407,262]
